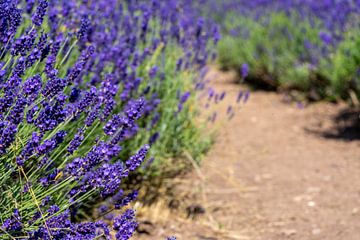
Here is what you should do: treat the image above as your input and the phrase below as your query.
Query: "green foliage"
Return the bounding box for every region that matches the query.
[219,12,321,85]
[122,44,213,176]
[319,30,360,99]
[217,11,360,101]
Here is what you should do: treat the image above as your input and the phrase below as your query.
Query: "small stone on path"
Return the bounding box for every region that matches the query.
[281,229,297,236]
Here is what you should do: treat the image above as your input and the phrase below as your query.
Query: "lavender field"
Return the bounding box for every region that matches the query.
[0,1,359,239]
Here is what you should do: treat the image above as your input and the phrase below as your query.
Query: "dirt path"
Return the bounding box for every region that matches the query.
[134,68,360,240]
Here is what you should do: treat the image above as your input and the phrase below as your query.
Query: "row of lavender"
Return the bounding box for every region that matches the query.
[214,0,360,101]
[0,0,219,239]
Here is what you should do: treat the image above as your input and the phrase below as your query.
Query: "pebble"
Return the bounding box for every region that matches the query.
[312,228,322,235]
[281,229,297,236]
[307,201,316,207]
[293,195,303,202]
[254,173,273,183]
[352,208,359,215]
[293,194,312,202]
[323,175,332,181]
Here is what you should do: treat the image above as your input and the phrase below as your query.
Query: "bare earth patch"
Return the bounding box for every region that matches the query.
[133,67,360,240]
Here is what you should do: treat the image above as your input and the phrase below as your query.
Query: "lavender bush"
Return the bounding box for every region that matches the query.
[214,0,360,101]
[0,0,217,238]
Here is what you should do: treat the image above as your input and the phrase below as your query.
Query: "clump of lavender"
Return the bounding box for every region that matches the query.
[0,0,219,239]
[214,0,360,99]
[0,2,149,239]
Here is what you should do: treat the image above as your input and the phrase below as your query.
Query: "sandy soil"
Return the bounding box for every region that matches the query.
[133,67,360,240]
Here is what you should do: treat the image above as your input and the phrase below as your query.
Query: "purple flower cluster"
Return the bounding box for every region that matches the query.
[0,0,22,44]
[32,0,49,27]
[113,209,138,240]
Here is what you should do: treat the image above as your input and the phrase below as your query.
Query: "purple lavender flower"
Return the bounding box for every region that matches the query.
[227,105,233,115]
[149,66,159,79]
[26,105,39,124]
[18,132,42,165]
[180,91,191,104]
[76,87,98,112]
[7,97,27,125]
[98,205,108,215]
[32,0,48,27]
[113,209,138,240]
[125,98,145,121]
[178,91,191,112]
[210,112,217,123]
[0,122,17,154]
[26,33,48,67]
[44,54,57,79]
[0,1,21,43]
[2,209,22,232]
[66,141,121,177]
[319,31,332,45]
[150,112,160,128]
[149,132,160,145]
[243,91,250,103]
[77,14,91,40]
[69,87,81,103]
[40,168,62,187]
[103,114,127,136]
[176,58,183,71]
[85,105,101,127]
[23,75,42,100]
[114,191,138,209]
[37,130,67,155]
[219,91,226,101]
[68,45,95,83]
[85,162,128,197]
[40,196,51,207]
[11,29,37,56]
[213,25,221,44]
[67,128,84,154]
[35,97,67,132]
[29,208,111,239]
[126,144,150,171]
[241,63,249,79]
[236,91,243,103]
[26,0,36,14]
[42,77,66,99]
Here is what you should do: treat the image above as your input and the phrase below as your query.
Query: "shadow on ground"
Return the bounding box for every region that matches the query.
[306,108,360,141]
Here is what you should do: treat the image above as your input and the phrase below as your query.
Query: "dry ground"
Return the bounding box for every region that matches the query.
[133,68,360,240]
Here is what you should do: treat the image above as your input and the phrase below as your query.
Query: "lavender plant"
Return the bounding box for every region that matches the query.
[46,0,218,170]
[214,0,360,101]
[0,0,218,238]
